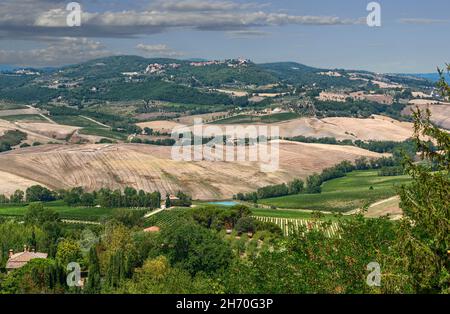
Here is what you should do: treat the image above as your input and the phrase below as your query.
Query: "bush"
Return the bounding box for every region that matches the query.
[26,185,56,202]
[235,217,256,234]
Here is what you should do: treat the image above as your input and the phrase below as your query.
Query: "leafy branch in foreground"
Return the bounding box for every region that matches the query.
[386,67,450,293]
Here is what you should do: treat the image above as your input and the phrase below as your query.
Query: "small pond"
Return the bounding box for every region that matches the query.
[208,201,238,207]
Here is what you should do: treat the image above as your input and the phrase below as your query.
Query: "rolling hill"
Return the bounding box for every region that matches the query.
[0,56,433,104]
[0,142,387,200]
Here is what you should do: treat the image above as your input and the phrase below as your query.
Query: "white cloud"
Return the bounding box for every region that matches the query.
[226,30,271,39]
[0,37,112,66]
[136,43,184,57]
[0,0,363,40]
[153,0,247,12]
[399,18,449,25]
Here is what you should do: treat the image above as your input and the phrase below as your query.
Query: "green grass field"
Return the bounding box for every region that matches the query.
[144,208,189,228]
[51,115,101,128]
[211,112,299,124]
[251,207,347,220]
[0,114,48,122]
[0,103,27,110]
[50,116,126,140]
[0,200,117,221]
[79,127,127,140]
[259,170,411,213]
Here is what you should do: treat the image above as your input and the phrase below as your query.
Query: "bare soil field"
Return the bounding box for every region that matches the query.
[15,122,79,140]
[364,196,402,220]
[213,89,248,97]
[0,171,45,196]
[0,107,41,117]
[319,115,414,141]
[402,102,450,129]
[185,115,414,142]
[0,119,62,144]
[176,111,229,125]
[0,142,387,199]
[134,112,179,121]
[136,120,183,134]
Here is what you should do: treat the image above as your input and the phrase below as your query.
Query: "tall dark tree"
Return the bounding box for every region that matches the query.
[85,247,102,294]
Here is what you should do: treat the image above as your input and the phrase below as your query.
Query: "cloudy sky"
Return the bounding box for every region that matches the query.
[0,0,449,73]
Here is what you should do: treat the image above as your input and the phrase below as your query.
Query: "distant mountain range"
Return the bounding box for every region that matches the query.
[408,73,450,83]
[0,65,56,73]
[0,65,16,72]
[0,56,435,104]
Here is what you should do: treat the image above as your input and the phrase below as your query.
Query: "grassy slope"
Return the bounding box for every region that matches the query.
[250,208,348,220]
[0,200,116,221]
[259,170,411,212]
[0,115,48,122]
[50,115,127,140]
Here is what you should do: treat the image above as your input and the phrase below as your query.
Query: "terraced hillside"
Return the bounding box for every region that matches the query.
[0,142,386,199]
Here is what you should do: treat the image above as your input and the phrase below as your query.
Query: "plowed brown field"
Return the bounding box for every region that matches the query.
[0,142,387,199]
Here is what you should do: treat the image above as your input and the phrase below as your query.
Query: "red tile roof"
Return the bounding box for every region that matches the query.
[6,251,48,270]
[143,226,161,233]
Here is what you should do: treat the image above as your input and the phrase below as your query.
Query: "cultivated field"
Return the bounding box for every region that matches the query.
[136,120,183,134]
[176,111,229,125]
[0,200,127,221]
[15,122,79,140]
[364,196,402,219]
[259,170,411,213]
[0,142,386,199]
[185,115,414,141]
[0,119,63,144]
[144,208,188,228]
[402,102,450,129]
[0,107,42,117]
[253,216,340,237]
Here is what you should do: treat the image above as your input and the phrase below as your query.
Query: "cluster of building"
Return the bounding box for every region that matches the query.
[145,63,181,74]
[190,58,251,68]
[14,69,40,76]
[190,60,223,67]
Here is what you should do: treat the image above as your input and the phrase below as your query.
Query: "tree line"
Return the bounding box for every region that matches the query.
[0,185,167,210]
[234,156,399,202]
[0,130,27,152]
[287,136,418,156]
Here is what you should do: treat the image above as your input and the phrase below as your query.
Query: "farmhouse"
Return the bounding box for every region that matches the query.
[6,246,47,272]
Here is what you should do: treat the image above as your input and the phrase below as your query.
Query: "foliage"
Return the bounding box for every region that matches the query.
[119,256,223,294]
[222,215,397,293]
[24,203,59,225]
[235,217,257,234]
[0,222,46,268]
[56,239,82,267]
[0,258,66,294]
[391,108,450,293]
[85,247,101,294]
[26,185,56,202]
[0,130,27,152]
[160,221,232,275]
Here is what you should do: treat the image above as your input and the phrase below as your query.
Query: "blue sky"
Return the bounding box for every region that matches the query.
[0,0,449,73]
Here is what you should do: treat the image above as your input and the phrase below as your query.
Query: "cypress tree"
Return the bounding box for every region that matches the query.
[85,247,101,293]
